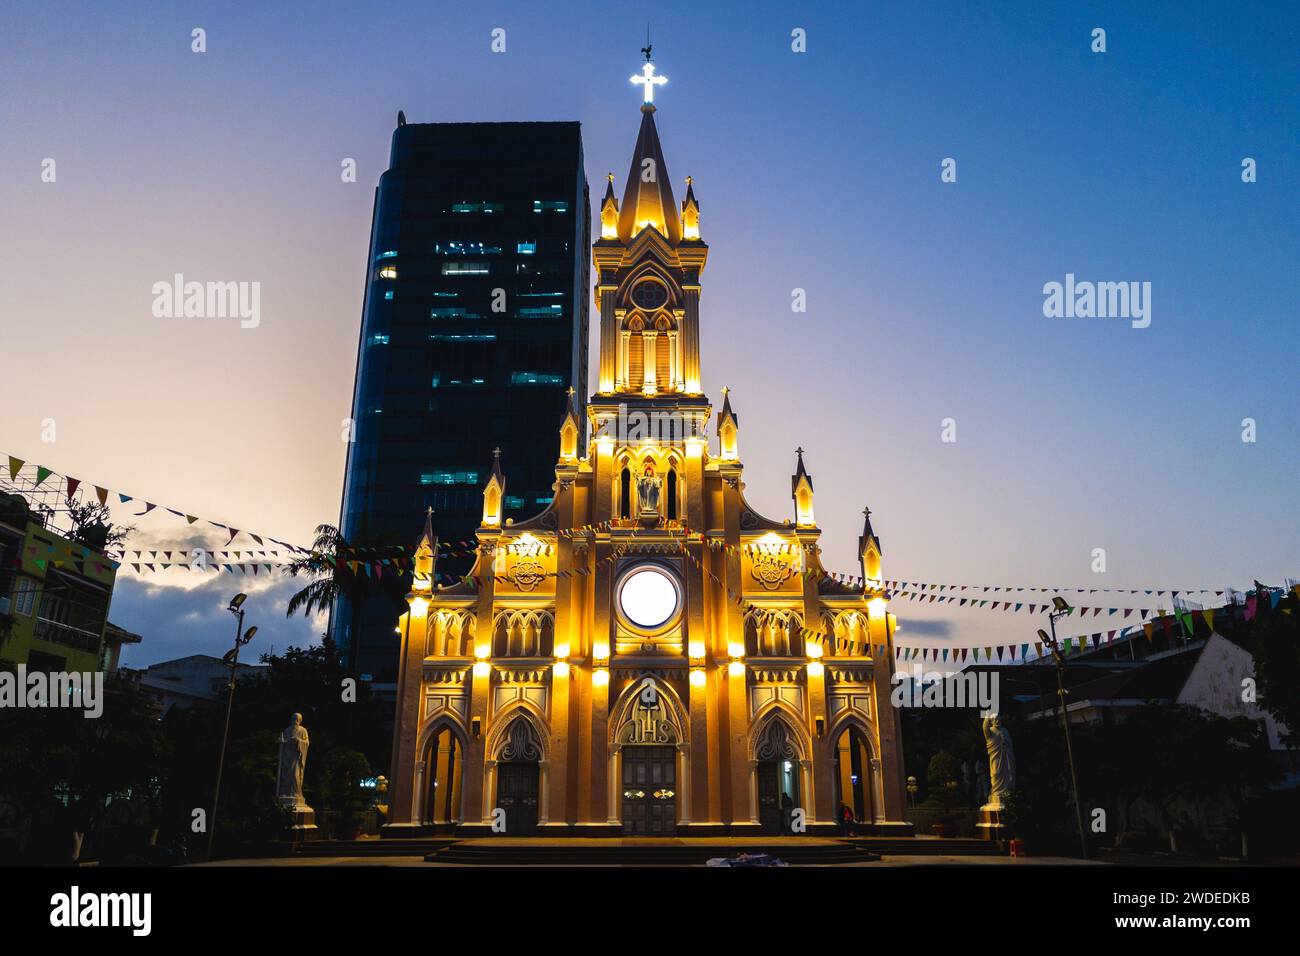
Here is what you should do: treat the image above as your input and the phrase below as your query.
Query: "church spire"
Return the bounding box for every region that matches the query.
[791,447,815,527]
[859,506,883,584]
[599,173,619,240]
[717,386,739,460]
[681,176,700,241]
[412,506,438,591]
[481,448,505,528]
[558,388,581,461]
[619,53,679,242]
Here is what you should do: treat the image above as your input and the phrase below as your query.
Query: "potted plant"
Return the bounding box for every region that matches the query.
[317,750,371,841]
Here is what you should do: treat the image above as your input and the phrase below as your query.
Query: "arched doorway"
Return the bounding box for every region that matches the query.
[423,724,464,829]
[495,717,541,835]
[620,745,677,835]
[754,718,801,835]
[612,677,686,835]
[833,724,877,833]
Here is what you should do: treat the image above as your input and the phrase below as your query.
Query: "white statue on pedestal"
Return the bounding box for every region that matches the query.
[277,713,311,811]
[981,714,1016,809]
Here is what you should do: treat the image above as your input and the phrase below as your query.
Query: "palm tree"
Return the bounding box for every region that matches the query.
[282,524,377,626]
[282,524,408,623]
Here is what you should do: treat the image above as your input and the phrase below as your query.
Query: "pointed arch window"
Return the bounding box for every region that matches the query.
[666,468,678,520]
[654,331,671,389]
[620,467,632,519]
[627,333,644,390]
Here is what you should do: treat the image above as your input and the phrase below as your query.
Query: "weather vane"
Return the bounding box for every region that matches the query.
[631,28,667,104]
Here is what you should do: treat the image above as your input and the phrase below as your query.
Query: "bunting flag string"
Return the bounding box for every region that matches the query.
[9,454,1279,653]
[880,579,1225,599]
[4,454,1231,606]
[110,561,469,585]
[5,452,307,553]
[890,589,1161,619]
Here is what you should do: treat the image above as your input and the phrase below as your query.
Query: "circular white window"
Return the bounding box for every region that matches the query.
[617,565,682,632]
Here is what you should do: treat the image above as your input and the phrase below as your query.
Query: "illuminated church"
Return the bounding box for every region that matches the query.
[384,59,911,837]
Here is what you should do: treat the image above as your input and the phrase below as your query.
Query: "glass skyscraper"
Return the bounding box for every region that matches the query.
[336,120,589,685]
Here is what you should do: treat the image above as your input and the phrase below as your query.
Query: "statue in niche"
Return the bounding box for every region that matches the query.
[636,461,662,517]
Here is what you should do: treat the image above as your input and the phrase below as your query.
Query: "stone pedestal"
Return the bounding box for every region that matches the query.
[977,803,1006,842]
[280,799,319,839]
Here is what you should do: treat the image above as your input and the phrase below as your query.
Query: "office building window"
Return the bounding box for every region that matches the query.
[441,262,491,275]
[517,241,537,255]
[533,200,569,213]
[511,372,565,385]
[435,241,502,255]
[420,470,480,486]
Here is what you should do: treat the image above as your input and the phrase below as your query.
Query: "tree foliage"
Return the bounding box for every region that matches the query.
[1250,596,1299,743]
[281,523,408,624]
[0,637,390,862]
[64,499,134,551]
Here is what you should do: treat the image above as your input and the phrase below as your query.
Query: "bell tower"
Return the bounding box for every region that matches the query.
[593,53,708,397]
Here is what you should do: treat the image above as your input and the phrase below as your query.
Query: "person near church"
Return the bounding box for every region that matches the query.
[838,802,855,837]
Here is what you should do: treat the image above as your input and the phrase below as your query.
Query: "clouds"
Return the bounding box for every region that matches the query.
[108,572,325,668]
[895,617,953,637]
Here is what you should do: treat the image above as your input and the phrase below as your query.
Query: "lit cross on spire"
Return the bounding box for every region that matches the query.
[630,61,667,104]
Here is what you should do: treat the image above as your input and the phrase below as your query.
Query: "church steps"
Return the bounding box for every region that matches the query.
[286,836,995,861]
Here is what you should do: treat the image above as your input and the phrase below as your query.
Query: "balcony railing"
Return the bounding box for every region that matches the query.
[34,618,102,653]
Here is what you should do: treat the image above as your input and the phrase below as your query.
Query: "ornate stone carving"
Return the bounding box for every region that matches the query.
[508,558,546,591]
[750,550,796,590]
[755,718,798,761]
[500,717,543,762]
[615,677,679,744]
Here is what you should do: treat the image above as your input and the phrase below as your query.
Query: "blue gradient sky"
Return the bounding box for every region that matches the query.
[2,1,1296,666]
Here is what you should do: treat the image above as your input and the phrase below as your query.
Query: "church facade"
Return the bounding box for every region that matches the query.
[384,62,911,837]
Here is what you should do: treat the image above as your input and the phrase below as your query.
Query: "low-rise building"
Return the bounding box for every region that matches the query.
[0,494,122,674]
[978,596,1293,750]
[129,654,268,715]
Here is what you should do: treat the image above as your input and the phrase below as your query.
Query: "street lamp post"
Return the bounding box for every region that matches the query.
[1037,595,1089,860]
[207,593,257,861]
